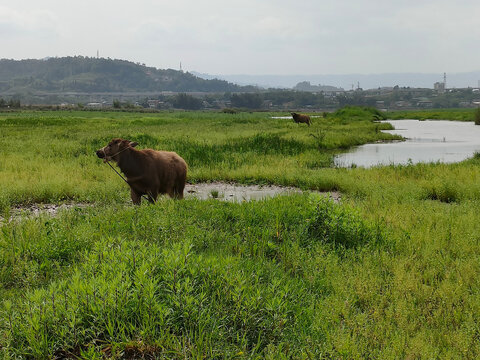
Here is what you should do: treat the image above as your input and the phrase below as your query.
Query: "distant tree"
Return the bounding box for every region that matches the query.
[113,99,121,108]
[139,97,150,108]
[7,99,20,108]
[172,93,202,110]
[230,93,263,109]
[293,92,318,107]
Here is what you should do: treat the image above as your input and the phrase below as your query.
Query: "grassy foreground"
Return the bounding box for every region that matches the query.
[1,107,480,358]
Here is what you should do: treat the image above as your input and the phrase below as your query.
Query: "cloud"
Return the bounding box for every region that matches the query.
[0,6,60,39]
[0,0,479,74]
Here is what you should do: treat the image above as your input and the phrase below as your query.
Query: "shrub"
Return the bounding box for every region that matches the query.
[474,107,480,125]
[421,181,459,203]
[222,108,238,114]
[304,195,386,249]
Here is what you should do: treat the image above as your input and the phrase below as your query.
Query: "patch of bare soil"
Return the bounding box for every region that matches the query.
[0,183,341,221]
[0,203,91,222]
[185,182,341,203]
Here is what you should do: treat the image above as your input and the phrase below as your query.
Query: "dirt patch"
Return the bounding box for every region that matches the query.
[185,182,341,203]
[0,203,91,222]
[0,183,341,221]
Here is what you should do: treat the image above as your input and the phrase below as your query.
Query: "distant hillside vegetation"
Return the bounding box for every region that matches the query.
[0,57,247,93]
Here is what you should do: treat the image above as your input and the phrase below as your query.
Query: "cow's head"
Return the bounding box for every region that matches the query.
[96,138,138,162]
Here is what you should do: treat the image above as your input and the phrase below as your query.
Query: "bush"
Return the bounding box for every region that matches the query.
[333,106,387,122]
[172,93,202,110]
[305,195,386,249]
[474,107,480,125]
[421,181,459,203]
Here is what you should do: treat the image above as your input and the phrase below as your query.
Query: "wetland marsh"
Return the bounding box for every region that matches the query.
[1,107,480,359]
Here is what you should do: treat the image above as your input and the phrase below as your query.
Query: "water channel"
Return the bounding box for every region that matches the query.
[334,119,480,168]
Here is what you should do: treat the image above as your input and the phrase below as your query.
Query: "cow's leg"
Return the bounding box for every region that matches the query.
[130,189,142,205]
[147,193,156,204]
[174,183,185,199]
[170,190,182,200]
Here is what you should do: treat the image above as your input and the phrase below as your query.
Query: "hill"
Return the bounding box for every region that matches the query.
[0,57,249,95]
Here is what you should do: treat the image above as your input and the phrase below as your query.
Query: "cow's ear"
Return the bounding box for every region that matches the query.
[129,141,138,148]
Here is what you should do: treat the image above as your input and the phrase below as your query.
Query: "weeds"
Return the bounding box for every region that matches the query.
[0,109,400,207]
[1,195,389,357]
[3,108,480,358]
[305,195,387,249]
[421,181,459,203]
[475,107,480,125]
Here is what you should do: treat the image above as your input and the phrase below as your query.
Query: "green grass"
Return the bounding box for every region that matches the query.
[1,196,391,358]
[2,107,480,358]
[387,108,476,121]
[0,107,398,210]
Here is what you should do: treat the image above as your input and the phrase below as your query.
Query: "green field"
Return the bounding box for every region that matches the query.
[387,108,476,121]
[1,107,480,359]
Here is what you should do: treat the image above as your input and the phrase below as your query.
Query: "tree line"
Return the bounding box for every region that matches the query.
[0,98,20,108]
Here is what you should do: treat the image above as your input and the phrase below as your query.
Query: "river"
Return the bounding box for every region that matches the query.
[334,119,480,168]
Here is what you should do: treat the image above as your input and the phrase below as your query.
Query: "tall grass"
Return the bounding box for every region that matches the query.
[3,108,480,358]
[1,195,393,358]
[0,108,399,209]
[388,108,476,121]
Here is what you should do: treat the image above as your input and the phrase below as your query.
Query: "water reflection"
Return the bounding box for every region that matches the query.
[335,120,480,168]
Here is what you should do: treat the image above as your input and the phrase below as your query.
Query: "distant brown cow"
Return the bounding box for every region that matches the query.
[291,112,311,126]
[96,138,187,204]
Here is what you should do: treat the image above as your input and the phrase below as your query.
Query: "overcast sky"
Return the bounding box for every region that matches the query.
[1,0,479,76]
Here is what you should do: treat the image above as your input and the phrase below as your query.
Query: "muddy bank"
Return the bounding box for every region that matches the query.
[1,203,91,222]
[0,183,340,221]
[185,182,340,203]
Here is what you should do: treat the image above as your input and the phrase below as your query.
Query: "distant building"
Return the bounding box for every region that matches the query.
[434,82,445,93]
[86,102,103,109]
[417,100,433,108]
[394,101,411,108]
[262,100,273,108]
[147,99,161,108]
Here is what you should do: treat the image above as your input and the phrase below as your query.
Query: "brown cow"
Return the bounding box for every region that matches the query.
[291,112,311,126]
[96,138,187,204]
